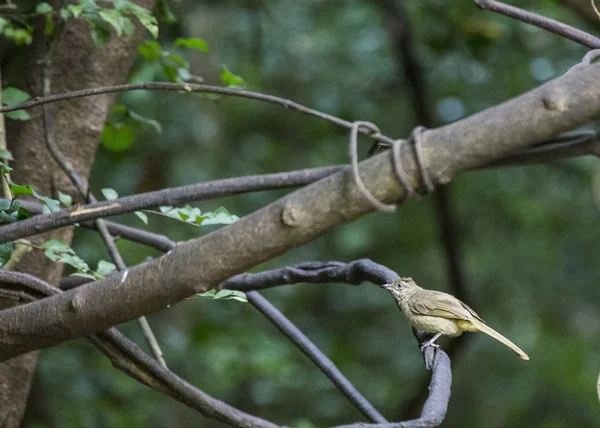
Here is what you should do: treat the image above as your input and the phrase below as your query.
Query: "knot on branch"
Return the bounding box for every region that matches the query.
[349,122,435,213]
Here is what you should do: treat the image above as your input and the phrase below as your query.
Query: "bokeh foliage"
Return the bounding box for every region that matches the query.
[10,0,600,427]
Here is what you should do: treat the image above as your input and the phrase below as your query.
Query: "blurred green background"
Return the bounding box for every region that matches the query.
[18,0,600,427]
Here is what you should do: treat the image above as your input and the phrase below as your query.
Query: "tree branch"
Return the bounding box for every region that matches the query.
[0,270,279,428]
[4,128,600,243]
[474,0,600,48]
[0,81,397,147]
[330,350,451,428]
[0,63,598,360]
[0,166,342,243]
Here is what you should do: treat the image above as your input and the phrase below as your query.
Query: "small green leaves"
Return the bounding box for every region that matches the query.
[8,180,60,213]
[189,289,248,303]
[95,260,117,278]
[0,150,14,161]
[151,205,239,227]
[102,122,135,152]
[1,87,31,121]
[59,0,158,48]
[138,40,162,61]
[220,66,245,88]
[101,188,119,201]
[35,2,55,35]
[0,161,13,174]
[41,239,116,280]
[57,191,73,207]
[138,39,207,83]
[175,38,209,52]
[0,17,33,46]
[35,2,53,14]
[0,241,15,268]
[0,199,31,223]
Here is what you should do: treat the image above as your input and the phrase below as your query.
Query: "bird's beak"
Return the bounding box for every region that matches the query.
[380,283,391,289]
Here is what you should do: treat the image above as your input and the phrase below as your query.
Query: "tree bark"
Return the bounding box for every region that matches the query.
[1,2,152,424]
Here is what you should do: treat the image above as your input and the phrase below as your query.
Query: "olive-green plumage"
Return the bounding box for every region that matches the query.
[382,278,529,360]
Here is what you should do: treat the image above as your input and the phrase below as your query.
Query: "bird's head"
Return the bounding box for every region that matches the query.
[380,277,419,299]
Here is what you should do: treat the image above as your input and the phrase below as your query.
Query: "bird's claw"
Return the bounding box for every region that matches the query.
[420,342,440,352]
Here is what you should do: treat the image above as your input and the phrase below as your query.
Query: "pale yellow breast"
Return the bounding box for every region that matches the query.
[410,315,463,337]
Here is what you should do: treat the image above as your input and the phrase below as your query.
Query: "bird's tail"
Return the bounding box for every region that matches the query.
[469,319,530,360]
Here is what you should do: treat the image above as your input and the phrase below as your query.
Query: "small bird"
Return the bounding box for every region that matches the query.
[381,278,529,360]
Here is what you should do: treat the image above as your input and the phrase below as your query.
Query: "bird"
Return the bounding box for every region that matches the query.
[381,277,529,360]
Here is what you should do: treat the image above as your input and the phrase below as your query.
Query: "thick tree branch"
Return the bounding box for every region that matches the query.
[0,64,598,360]
[4,128,600,243]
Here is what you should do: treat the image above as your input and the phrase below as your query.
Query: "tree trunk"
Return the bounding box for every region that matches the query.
[1,2,152,424]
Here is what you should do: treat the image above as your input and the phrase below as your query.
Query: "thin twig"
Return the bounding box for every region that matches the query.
[0,63,11,200]
[0,81,397,147]
[474,0,600,48]
[247,291,387,424]
[592,0,600,20]
[0,270,278,428]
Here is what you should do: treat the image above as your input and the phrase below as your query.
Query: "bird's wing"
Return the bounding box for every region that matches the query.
[409,290,480,321]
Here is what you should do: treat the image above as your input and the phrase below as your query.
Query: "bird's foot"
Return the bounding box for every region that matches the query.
[420,341,440,352]
[419,332,442,352]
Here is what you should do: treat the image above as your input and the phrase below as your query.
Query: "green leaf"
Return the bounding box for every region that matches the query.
[197,207,240,226]
[57,191,73,207]
[8,180,60,213]
[175,38,209,52]
[5,110,31,121]
[154,0,177,24]
[98,9,125,36]
[95,260,116,278]
[134,211,148,225]
[2,87,30,106]
[0,241,14,268]
[0,161,13,173]
[101,123,135,152]
[189,289,247,303]
[41,239,92,275]
[90,24,111,48]
[101,188,119,201]
[0,200,30,223]
[220,66,245,88]
[66,4,83,18]
[149,205,239,227]
[125,4,158,38]
[0,150,13,161]
[2,87,31,119]
[138,40,162,61]
[35,3,53,15]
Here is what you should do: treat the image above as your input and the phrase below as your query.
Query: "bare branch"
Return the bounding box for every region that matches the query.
[474,0,600,48]
[0,166,342,243]
[331,350,451,428]
[0,81,397,147]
